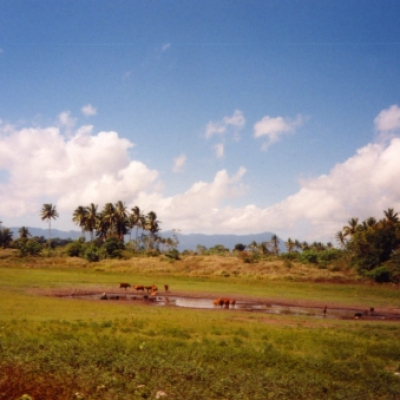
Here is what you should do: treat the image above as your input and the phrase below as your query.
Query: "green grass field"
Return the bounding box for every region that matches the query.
[1,254,400,399]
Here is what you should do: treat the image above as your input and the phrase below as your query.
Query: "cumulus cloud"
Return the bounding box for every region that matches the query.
[2,106,400,244]
[374,104,400,133]
[81,104,97,117]
[253,114,304,150]
[205,110,245,139]
[0,120,158,219]
[172,154,186,173]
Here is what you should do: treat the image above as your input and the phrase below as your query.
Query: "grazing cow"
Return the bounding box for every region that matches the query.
[134,285,145,293]
[119,283,131,290]
[369,307,375,314]
[152,285,158,292]
[144,286,153,293]
[323,306,327,314]
[221,298,231,308]
[229,299,236,307]
[213,298,224,307]
[354,312,363,318]
[164,284,169,292]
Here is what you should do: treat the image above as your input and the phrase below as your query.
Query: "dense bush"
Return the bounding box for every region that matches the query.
[84,245,100,262]
[299,250,318,264]
[102,237,125,258]
[365,266,397,283]
[16,239,43,257]
[65,241,85,257]
[165,248,180,260]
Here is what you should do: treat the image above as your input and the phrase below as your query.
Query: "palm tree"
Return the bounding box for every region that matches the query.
[0,228,13,248]
[40,203,59,245]
[72,206,88,239]
[384,208,399,225]
[259,241,270,255]
[101,202,116,238]
[95,218,108,243]
[270,234,280,255]
[249,240,259,253]
[18,226,31,239]
[115,200,129,241]
[285,238,295,253]
[129,206,145,244]
[85,203,98,242]
[343,218,359,237]
[335,231,346,249]
[301,241,310,251]
[366,216,377,228]
[145,211,160,249]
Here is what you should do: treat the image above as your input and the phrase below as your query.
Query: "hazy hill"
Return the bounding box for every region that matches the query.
[9,227,284,252]
[163,231,285,252]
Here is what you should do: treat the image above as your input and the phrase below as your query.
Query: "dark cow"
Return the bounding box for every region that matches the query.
[119,283,131,290]
[134,285,145,293]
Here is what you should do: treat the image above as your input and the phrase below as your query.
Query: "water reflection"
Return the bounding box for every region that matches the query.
[63,292,399,320]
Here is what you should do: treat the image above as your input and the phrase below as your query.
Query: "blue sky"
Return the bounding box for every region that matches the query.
[1,1,400,243]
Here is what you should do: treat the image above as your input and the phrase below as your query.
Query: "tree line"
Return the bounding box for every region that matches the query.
[1,206,400,282]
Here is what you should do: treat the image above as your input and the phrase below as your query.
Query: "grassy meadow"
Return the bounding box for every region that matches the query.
[1,251,400,399]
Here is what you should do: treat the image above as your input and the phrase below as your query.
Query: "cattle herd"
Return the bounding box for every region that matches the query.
[119,282,169,296]
[213,298,236,308]
[118,283,237,309]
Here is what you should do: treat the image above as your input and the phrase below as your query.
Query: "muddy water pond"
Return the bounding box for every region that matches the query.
[62,292,400,321]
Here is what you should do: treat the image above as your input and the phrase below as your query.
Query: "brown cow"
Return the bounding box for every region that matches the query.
[164,284,169,292]
[144,286,153,293]
[222,298,231,308]
[152,285,158,292]
[213,298,221,307]
[229,299,236,307]
[119,283,131,290]
[134,285,145,293]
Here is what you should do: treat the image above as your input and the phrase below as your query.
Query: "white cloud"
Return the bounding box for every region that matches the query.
[194,136,400,241]
[2,106,400,245]
[205,110,245,139]
[172,154,186,173]
[374,104,400,132]
[214,143,224,158]
[253,114,304,150]
[81,104,97,117]
[0,121,158,219]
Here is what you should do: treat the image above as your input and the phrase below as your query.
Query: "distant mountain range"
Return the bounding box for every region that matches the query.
[8,227,285,252]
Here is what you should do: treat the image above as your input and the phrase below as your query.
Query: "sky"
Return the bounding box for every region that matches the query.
[1,0,400,244]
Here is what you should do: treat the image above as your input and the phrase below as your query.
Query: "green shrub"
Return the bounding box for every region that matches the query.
[84,245,100,262]
[299,250,318,264]
[365,266,397,283]
[17,239,43,257]
[165,248,180,260]
[102,237,125,258]
[65,241,84,257]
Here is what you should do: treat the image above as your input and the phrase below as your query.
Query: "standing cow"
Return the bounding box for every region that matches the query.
[119,283,131,290]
